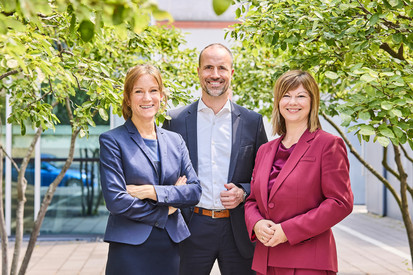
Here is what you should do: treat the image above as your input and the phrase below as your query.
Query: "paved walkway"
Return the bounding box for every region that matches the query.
[3,206,412,274]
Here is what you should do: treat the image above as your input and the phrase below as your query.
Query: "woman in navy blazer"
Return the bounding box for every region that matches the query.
[99,64,201,275]
[245,70,353,275]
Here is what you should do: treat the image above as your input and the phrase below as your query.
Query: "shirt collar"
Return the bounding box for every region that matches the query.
[198,99,232,115]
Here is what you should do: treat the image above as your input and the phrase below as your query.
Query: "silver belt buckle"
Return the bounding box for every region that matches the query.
[211,210,217,219]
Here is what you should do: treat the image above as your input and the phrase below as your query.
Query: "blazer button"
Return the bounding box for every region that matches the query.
[268,203,275,208]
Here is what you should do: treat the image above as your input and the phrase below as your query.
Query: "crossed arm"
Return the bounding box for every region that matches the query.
[126,176,187,215]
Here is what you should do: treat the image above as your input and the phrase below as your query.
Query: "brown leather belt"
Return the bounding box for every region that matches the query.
[194,207,230,218]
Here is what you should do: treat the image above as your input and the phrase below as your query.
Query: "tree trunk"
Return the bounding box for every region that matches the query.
[0,148,9,275]
[393,145,413,263]
[17,128,80,275]
[10,127,42,275]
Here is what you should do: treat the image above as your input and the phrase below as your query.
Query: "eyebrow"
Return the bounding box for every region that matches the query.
[133,86,159,89]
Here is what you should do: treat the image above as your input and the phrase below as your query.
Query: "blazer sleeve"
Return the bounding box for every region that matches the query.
[237,114,268,194]
[244,145,267,241]
[281,136,354,245]
[99,132,169,228]
[155,134,202,207]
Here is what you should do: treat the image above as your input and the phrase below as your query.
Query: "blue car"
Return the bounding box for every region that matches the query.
[8,155,89,187]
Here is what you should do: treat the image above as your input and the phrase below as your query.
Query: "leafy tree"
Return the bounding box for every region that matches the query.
[226,0,413,264]
[0,1,198,274]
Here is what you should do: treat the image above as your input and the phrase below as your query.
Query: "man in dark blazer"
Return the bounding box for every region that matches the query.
[163,43,268,275]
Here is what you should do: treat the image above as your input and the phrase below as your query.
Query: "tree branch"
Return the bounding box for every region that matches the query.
[400,144,413,163]
[0,146,22,172]
[0,69,21,81]
[382,146,401,180]
[380,43,405,61]
[400,145,413,198]
[321,112,402,207]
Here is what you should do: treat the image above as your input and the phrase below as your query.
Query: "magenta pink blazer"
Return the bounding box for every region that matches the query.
[245,129,353,274]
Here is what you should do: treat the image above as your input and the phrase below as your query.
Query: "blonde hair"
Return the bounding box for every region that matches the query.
[121,64,166,120]
[271,70,321,136]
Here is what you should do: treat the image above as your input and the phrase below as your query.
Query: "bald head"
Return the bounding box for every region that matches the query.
[198,43,233,68]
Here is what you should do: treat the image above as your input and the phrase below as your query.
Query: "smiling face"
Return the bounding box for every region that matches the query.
[197,45,234,98]
[279,84,311,128]
[128,74,163,123]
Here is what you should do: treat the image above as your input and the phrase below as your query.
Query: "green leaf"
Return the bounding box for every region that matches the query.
[235,8,241,18]
[377,136,390,147]
[379,127,395,138]
[340,113,352,127]
[6,59,18,69]
[390,108,402,117]
[78,20,95,42]
[392,33,403,44]
[381,101,393,110]
[360,74,376,82]
[86,116,96,127]
[392,126,404,138]
[69,14,76,34]
[213,0,232,16]
[99,108,108,121]
[325,71,339,80]
[368,13,380,26]
[152,9,173,21]
[112,4,125,25]
[359,124,375,136]
[1,0,16,12]
[359,111,370,120]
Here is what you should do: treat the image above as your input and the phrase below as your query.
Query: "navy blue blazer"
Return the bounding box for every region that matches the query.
[99,118,202,245]
[163,100,268,258]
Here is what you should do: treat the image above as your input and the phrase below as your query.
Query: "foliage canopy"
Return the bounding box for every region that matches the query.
[229,0,413,148]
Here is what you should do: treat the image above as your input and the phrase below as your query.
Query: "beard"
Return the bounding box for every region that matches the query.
[201,80,230,97]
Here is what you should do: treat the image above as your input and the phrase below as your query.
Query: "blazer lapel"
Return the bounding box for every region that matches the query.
[185,101,198,173]
[268,129,316,201]
[157,126,167,185]
[258,139,280,211]
[126,119,160,181]
[228,102,241,182]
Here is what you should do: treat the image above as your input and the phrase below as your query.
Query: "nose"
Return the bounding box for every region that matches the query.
[211,68,220,78]
[289,96,298,104]
[142,91,151,100]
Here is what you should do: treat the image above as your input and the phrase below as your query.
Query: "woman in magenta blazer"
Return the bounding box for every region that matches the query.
[245,70,353,275]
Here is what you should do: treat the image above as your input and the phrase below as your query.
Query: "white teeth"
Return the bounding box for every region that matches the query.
[140,105,153,109]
